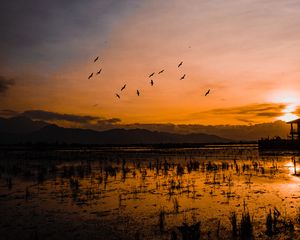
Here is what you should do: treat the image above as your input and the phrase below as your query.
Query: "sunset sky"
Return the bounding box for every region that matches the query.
[1,0,300,127]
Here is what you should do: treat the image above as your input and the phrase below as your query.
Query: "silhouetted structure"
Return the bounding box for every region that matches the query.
[288,118,300,141]
[259,118,300,150]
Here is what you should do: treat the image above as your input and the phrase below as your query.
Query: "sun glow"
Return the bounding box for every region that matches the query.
[277,104,299,122]
[279,113,298,122]
[269,91,299,122]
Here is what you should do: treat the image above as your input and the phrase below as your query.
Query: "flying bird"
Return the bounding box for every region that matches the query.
[180,74,186,80]
[121,84,126,91]
[96,69,102,75]
[178,61,183,68]
[205,89,210,96]
[158,70,164,74]
[94,56,99,62]
[149,72,155,78]
[116,93,120,99]
[150,80,154,86]
[88,73,93,79]
[137,90,140,96]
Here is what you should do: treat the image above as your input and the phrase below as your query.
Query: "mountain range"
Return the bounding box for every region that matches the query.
[0,116,231,144]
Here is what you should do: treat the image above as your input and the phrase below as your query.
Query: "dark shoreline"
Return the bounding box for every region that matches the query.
[0,142,258,151]
[258,139,300,150]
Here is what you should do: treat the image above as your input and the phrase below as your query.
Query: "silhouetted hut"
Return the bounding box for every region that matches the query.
[288,118,300,141]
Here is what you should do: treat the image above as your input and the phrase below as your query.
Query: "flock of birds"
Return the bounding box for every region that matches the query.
[88,56,102,80]
[88,56,211,99]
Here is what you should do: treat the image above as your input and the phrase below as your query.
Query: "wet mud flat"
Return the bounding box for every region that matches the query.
[1,145,300,239]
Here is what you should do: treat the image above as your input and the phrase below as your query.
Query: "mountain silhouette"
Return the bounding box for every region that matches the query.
[0,116,48,134]
[0,123,231,145]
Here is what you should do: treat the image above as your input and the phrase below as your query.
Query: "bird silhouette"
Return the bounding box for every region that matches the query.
[121,84,126,91]
[205,89,210,96]
[94,56,99,62]
[137,90,140,96]
[178,61,183,68]
[150,80,154,86]
[116,93,120,99]
[158,70,164,74]
[88,73,93,79]
[180,74,186,80]
[96,69,102,75]
[149,72,155,78]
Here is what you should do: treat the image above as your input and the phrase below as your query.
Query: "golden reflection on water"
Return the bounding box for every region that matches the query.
[1,146,300,239]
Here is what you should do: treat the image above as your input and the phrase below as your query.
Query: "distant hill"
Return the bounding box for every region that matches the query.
[114,121,290,141]
[0,115,289,144]
[0,124,231,144]
[0,116,48,134]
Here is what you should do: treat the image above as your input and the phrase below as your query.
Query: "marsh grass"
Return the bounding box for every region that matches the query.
[230,212,238,239]
[159,208,166,234]
[266,208,295,237]
[172,197,180,214]
[240,211,253,240]
[178,221,201,240]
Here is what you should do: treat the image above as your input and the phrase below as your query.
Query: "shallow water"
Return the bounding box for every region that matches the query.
[1,145,300,240]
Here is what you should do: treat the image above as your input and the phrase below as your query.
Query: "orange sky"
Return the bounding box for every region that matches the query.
[1,0,300,125]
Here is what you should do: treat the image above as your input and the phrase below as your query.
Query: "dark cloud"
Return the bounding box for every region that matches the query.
[0,76,14,93]
[255,112,283,117]
[22,110,102,123]
[235,118,255,124]
[200,103,286,118]
[88,118,122,130]
[235,104,286,116]
[0,109,19,117]
[97,118,121,125]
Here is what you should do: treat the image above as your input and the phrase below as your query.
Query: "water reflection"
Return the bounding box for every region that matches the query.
[0,146,300,239]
